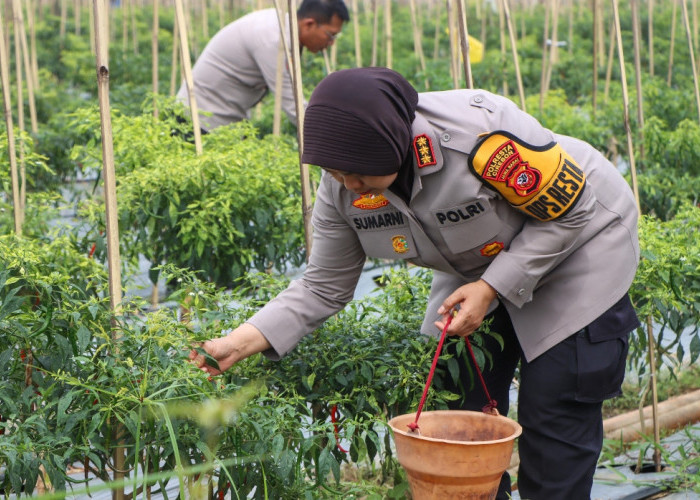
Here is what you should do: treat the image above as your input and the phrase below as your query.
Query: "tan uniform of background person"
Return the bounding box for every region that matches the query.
[191,68,641,499]
[176,0,348,131]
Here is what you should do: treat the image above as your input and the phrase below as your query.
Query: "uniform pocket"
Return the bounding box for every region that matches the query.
[574,329,629,403]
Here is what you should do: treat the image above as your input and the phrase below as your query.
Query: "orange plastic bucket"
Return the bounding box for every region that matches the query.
[388,410,522,499]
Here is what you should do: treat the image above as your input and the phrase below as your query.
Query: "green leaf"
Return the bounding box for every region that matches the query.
[193,346,220,370]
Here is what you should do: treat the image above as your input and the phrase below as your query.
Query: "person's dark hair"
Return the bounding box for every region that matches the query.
[297,0,350,23]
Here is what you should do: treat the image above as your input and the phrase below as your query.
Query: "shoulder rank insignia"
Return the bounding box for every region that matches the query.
[413,134,437,168]
[353,193,390,210]
[468,131,586,221]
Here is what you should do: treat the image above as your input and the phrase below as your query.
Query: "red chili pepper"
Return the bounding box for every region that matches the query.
[330,404,348,453]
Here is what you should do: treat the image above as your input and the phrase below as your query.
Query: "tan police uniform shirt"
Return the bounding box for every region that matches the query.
[247,89,640,362]
[176,9,296,131]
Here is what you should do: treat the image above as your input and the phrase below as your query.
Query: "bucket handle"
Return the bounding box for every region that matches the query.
[408,313,499,433]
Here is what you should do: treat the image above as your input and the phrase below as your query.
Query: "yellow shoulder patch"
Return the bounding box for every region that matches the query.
[468,131,586,221]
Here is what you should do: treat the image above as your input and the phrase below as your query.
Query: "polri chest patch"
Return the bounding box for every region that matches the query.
[469,131,586,221]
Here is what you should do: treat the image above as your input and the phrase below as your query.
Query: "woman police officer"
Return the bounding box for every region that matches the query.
[190,67,640,499]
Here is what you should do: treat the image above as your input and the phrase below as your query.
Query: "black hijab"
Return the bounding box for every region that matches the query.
[302,67,419,176]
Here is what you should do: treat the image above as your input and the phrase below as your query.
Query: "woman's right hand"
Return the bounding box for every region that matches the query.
[189,323,271,376]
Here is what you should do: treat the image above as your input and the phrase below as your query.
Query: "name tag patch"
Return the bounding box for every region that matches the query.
[353,211,406,231]
[469,131,586,221]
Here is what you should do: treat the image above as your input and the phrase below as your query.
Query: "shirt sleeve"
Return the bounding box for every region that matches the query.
[246,175,366,359]
[250,31,298,126]
[471,96,599,308]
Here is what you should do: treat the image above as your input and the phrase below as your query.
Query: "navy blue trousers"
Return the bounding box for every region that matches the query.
[439,303,629,500]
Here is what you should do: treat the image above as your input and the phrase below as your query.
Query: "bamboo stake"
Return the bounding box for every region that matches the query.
[122,0,128,54]
[201,0,209,41]
[631,0,644,140]
[170,19,179,96]
[27,0,39,91]
[604,17,615,103]
[592,0,598,117]
[219,0,225,29]
[668,0,678,86]
[567,0,573,54]
[540,0,551,113]
[270,0,287,134]
[131,0,138,55]
[352,0,361,67]
[408,0,427,88]
[371,0,379,66]
[60,0,67,39]
[12,0,38,134]
[648,0,654,75]
[613,0,659,472]
[75,0,81,36]
[384,0,392,69]
[11,1,26,213]
[287,0,313,258]
[544,0,559,94]
[152,0,159,118]
[455,0,473,88]
[273,36,283,135]
[596,0,605,67]
[498,0,508,95]
[502,0,525,110]
[432,0,441,60]
[92,1,126,497]
[448,0,459,88]
[175,0,203,154]
[682,0,700,123]
[0,5,22,235]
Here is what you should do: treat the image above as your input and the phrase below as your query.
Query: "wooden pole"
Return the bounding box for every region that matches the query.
[592,0,598,117]
[648,0,654,75]
[433,0,441,61]
[273,36,284,135]
[152,0,159,118]
[12,0,38,134]
[668,0,678,86]
[0,5,22,235]
[170,18,179,96]
[604,17,615,103]
[60,0,68,39]
[498,0,508,95]
[384,0,392,69]
[74,0,81,36]
[27,0,39,91]
[544,0,559,95]
[631,0,644,150]
[408,0,428,88]
[175,0,203,154]
[502,0,525,110]
[682,0,700,123]
[352,0,361,67]
[287,0,313,258]
[92,1,125,497]
[371,0,379,66]
[540,0,551,113]
[455,0,473,88]
[448,0,459,88]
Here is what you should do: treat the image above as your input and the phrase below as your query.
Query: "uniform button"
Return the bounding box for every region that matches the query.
[517,288,525,296]
[441,132,451,142]
[474,95,483,103]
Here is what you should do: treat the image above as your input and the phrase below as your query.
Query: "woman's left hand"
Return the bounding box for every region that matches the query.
[435,279,498,337]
